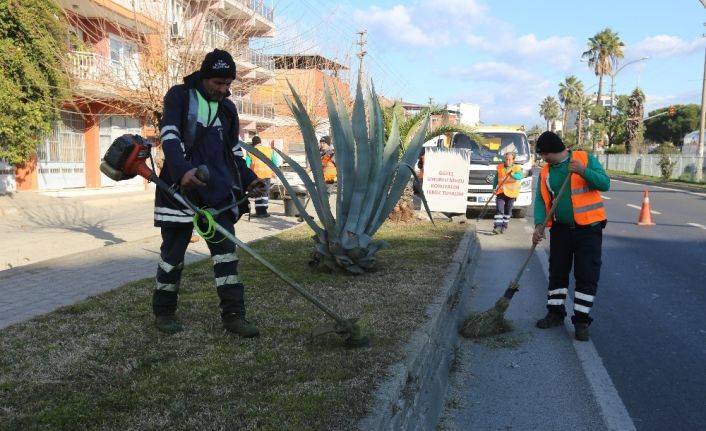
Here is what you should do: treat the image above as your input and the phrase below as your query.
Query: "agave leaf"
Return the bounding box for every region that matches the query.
[323,78,353,232]
[342,76,372,237]
[285,80,332,218]
[364,114,403,233]
[270,147,336,234]
[405,164,435,225]
[240,142,326,239]
[367,114,430,235]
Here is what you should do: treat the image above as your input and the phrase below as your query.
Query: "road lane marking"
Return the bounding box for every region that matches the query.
[601,195,611,199]
[535,246,637,431]
[688,223,706,230]
[613,179,706,197]
[626,203,661,214]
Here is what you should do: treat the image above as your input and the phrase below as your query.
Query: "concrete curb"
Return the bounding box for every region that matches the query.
[359,224,480,431]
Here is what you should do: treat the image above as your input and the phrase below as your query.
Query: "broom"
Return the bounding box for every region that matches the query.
[476,170,512,221]
[459,172,572,338]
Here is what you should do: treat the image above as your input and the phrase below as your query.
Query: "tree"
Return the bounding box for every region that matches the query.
[0,0,71,164]
[558,75,583,137]
[381,102,479,222]
[581,28,624,109]
[539,96,560,131]
[644,104,700,146]
[625,88,646,154]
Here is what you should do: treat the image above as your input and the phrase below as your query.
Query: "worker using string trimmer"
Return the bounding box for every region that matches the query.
[532,131,610,341]
[153,48,267,337]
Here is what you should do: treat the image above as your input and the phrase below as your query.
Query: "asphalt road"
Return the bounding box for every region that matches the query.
[592,179,706,430]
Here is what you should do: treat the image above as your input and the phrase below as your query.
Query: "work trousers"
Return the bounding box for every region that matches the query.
[493,194,515,229]
[545,223,603,325]
[152,211,246,319]
[254,178,271,215]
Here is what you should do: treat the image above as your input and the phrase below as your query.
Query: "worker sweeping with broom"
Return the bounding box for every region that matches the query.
[459,131,610,341]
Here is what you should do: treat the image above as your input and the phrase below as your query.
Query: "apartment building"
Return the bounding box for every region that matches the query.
[14,0,275,191]
[253,54,350,151]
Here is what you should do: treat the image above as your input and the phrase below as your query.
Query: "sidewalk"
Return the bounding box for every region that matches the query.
[0,186,300,329]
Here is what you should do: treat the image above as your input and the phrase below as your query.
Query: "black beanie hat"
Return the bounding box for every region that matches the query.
[536,131,566,153]
[319,135,331,145]
[252,136,261,145]
[200,49,236,79]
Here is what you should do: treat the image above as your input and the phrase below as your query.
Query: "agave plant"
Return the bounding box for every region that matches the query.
[242,78,431,274]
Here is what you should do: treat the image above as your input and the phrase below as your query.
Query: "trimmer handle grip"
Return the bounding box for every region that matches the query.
[195,165,210,183]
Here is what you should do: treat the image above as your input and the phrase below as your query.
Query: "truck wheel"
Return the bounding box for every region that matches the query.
[512,208,527,218]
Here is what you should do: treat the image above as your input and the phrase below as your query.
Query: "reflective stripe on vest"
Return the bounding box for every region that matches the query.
[322,154,336,183]
[250,145,274,179]
[539,151,606,227]
[497,163,521,198]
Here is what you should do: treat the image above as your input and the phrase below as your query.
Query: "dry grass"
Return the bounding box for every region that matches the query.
[0,220,467,431]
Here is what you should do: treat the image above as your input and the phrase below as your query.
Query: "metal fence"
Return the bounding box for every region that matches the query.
[0,159,15,194]
[597,154,706,183]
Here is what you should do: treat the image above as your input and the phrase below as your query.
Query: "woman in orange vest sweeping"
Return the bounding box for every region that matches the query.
[492,151,523,234]
[532,131,610,342]
[247,136,279,218]
[319,136,336,193]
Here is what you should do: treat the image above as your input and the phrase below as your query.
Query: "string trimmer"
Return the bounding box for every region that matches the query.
[459,172,572,338]
[99,134,369,348]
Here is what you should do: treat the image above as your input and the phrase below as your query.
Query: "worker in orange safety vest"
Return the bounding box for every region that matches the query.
[492,152,522,234]
[319,136,336,192]
[247,135,278,217]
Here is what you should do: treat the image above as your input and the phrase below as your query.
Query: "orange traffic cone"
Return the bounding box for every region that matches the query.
[637,190,656,226]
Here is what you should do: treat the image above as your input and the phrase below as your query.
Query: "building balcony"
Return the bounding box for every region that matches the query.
[202,32,274,79]
[217,0,274,36]
[56,0,161,33]
[232,97,274,124]
[67,51,142,95]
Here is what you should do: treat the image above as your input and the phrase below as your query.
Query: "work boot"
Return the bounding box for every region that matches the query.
[574,323,590,341]
[536,312,565,329]
[222,315,260,338]
[492,227,500,235]
[500,226,507,234]
[155,315,183,334]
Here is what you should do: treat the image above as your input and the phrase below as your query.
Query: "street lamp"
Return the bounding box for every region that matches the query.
[609,57,649,116]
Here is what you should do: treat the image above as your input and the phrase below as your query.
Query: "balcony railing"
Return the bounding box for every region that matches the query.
[236,0,273,21]
[232,97,274,119]
[67,51,141,90]
[203,33,274,71]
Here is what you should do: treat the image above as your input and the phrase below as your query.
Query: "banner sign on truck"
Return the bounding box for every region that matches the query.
[421,147,471,213]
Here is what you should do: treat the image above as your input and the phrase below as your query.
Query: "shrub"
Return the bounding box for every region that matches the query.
[606,144,626,154]
[657,153,676,180]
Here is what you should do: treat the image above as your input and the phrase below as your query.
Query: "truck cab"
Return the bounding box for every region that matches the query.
[442,125,534,218]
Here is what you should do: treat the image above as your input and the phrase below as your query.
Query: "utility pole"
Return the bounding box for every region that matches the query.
[697,0,706,182]
[356,30,367,83]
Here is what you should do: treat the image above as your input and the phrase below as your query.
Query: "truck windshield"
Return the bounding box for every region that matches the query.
[452,132,529,163]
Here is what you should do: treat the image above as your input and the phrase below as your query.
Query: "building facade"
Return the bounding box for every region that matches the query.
[13,0,275,192]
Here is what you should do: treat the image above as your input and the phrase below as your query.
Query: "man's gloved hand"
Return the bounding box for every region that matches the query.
[180,167,207,190]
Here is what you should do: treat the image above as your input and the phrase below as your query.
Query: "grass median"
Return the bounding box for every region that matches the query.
[0,219,468,430]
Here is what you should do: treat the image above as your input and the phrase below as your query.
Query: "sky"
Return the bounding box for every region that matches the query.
[263,0,706,128]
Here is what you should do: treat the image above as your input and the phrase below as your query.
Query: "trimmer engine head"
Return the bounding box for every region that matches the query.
[100,134,153,181]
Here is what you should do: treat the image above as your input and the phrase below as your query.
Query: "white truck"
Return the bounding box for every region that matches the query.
[434,125,534,218]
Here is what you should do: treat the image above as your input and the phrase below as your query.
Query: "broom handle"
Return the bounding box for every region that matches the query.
[509,172,572,288]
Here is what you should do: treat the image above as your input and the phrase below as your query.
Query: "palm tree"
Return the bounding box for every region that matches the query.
[539,96,561,131]
[382,102,480,221]
[626,88,645,154]
[581,28,624,107]
[558,76,583,136]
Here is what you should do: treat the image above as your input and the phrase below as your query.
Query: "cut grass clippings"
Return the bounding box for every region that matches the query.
[0,219,468,431]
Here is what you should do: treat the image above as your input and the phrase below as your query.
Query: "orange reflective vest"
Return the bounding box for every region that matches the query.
[250,145,274,179]
[322,153,336,183]
[539,151,606,227]
[496,163,521,198]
